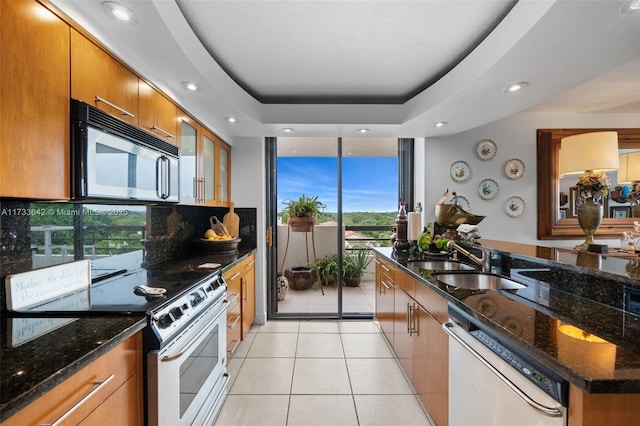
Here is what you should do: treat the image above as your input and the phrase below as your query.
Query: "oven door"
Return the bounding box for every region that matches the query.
[147,298,228,426]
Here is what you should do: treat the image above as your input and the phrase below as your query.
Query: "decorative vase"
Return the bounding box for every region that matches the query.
[575,199,603,251]
[284,266,313,290]
[288,217,316,232]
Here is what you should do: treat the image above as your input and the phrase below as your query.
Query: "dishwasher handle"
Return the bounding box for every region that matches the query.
[442,321,564,418]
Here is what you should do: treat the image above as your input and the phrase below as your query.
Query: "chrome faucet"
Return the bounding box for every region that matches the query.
[447,240,491,272]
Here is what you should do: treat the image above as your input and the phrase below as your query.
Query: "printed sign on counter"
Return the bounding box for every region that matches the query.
[5,260,91,311]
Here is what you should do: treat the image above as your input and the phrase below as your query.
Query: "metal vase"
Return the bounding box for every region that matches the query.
[575,199,603,251]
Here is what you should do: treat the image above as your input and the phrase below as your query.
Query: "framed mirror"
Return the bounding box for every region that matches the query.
[537,128,640,240]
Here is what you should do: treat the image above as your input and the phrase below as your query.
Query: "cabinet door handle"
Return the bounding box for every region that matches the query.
[228,339,241,355]
[228,272,240,281]
[409,303,419,337]
[45,374,115,426]
[242,277,247,302]
[94,96,134,118]
[228,314,241,329]
[151,125,176,139]
[193,177,198,201]
[407,302,411,334]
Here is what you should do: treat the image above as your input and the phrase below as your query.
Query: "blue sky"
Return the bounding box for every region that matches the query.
[277,157,398,212]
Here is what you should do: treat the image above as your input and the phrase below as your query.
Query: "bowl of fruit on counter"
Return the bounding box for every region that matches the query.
[194,216,242,253]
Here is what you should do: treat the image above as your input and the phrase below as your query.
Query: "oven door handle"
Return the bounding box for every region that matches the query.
[442,321,564,418]
[161,300,229,362]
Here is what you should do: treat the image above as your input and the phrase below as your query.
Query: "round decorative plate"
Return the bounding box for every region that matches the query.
[504,158,525,179]
[478,178,499,200]
[449,160,472,183]
[505,196,526,217]
[476,139,497,160]
[455,195,471,212]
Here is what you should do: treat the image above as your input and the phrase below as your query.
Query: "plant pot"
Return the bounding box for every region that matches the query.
[288,217,316,232]
[284,266,313,290]
[343,273,361,287]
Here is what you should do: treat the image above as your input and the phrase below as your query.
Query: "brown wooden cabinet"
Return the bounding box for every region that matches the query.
[375,255,395,346]
[1,332,143,426]
[413,288,448,426]
[376,264,448,426]
[71,29,139,126]
[138,80,178,144]
[178,112,232,206]
[0,0,70,199]
[224,263,242,358]
[223,253,256,359]
[241,253,256,339]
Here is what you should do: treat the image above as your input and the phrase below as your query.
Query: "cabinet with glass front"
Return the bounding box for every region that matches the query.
[178,111,231,206]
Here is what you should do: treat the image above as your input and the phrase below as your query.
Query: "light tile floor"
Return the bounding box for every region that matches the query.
[214,320,434,426]
[276,279,376,315]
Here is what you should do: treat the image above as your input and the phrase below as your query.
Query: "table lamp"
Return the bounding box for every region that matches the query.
[559,131,619,251]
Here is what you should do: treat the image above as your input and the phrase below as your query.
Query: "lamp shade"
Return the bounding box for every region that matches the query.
[618,151,640,184]
[559,131,619,175]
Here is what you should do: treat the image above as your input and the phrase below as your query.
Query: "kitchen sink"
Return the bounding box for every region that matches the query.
[410,260,477,272]
[434,272,526,290]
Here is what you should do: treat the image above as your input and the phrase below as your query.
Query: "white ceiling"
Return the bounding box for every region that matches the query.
[49,0,640,142]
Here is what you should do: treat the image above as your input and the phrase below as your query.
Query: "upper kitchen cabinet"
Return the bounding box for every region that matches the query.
[218,141,231,203]
[70,29,138,126]
[0,0,70,199]
[138,80,178,145]
[178,111,231,206]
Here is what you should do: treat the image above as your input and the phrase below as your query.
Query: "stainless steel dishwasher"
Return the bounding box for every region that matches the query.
[443,304,568,426]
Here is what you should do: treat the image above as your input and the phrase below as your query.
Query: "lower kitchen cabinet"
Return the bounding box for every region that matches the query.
[1,332,143,426]
[224,265,242,357]
[375,255,395,346]
[223,252,256,358]
[241,253,256,340]
[377,265,448,426]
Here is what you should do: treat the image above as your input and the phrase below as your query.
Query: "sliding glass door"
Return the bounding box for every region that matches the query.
[268,137,400,319]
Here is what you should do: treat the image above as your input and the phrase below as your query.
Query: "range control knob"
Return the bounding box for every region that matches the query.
[190,292,204,307]
[156,313,174,329]
[170,306,184,319]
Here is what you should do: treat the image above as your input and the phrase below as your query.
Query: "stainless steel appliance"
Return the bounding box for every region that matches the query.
[444,304,568,426]
[10,265,229,426]
[71,99,179,202]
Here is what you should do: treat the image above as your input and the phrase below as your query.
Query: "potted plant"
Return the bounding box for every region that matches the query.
[281,194,326,232]
[342,248,372,287]
[312,255,338,286]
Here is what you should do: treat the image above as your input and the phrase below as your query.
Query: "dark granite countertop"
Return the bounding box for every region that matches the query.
[0,315,147,422]
[374,244,640,394]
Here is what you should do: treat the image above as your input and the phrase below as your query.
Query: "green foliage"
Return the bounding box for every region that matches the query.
[343,249,373,277]
[281,194,326,222]
[311,255,338,283]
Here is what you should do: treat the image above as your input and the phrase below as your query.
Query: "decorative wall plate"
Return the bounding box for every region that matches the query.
[455,195,471,212]
[504,158,525,179]
[449,160,472,183]
[478,178,499,200]
[505,196,526,217]
[476,139,497,160]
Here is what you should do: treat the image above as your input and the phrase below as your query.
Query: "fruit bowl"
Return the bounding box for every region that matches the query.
[194,237,241,253]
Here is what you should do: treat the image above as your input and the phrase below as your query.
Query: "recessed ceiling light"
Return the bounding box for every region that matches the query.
[181,81,200,92]
[503,82,529,93]
[622,0,640,13]
[225,116,237,123]
[434,121,448,128]
[101,2,139,25]
[281,128,295,134]
[357,128,370,134]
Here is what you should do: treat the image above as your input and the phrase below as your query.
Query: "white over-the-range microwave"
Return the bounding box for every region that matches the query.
[70,98,179,203]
